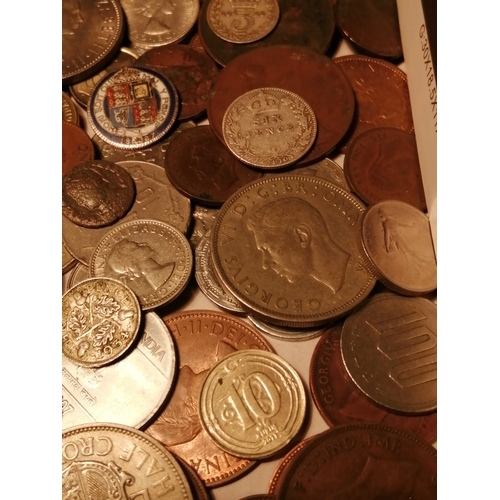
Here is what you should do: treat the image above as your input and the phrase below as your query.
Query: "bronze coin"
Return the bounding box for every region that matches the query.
[135,45,219,121]
[62,160,135,228]
[344,127,427,211]
[309,321,437,443]
[198,0,335,67]
[273,423,437,499]
[207,45,355,166]
[334,55,414,152]
[334,0,403,59]
[175,456,212,500]
[62,122,95,176]
[165,125,263,206]
[144,310,274,487]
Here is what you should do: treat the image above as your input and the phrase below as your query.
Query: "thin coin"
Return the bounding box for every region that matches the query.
[144,310,274,486]
[222,87,317,169]
[90,219,193,310]
[359,200,437,295]
[199,350,306,459]
[62,423,194,500]
[247,315,328,342]
[310,320,437,442]
[66,262,90,292]
[207,0,280,44]
[88,66,179,151]
[62,277,141,368]
[165,125,263,205]
[207,45,355,165]
[62,122,95,177]
[62,160,135,228]
[62,92,79,125]
[341,293,437,413]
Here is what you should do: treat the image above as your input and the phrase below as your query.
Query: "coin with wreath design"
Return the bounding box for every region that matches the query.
[222,87,317,169]
[62,277,141,368]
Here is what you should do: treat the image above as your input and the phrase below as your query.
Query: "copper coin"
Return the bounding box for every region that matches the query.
[344,127,427,211]
[62,160,135,228]
[175,456,211,500]
[208,45,355,165]
[334,0,403,59]
[273,423,437,499]
[135,45,219,121]
[198,0,335,66]
[310,321,437,443]
[165,125,263,206]
[334,55,414,152]
[62,92,79,125]
[62,122,95,177]
[144,310,274,486]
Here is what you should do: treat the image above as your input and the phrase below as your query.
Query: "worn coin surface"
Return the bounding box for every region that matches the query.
[66,262,91,292]
[62,160,135,228]
[62,277,141,368]
[62,92,79,125]
[62,423,194,500]
[222,88,317,169]
[90,219,193,310]
[63,242,77,275]
[341,293,437,413]
[211,175,376,327]
[62,122,95,177]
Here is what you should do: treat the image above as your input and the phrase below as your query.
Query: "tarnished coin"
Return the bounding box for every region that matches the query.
[62,92,79,125]
[62,277,141,368]
[62,423,194,500]
[62,160,135,228]
[62,312,176,431]
[222,88,317,169]
[175,456,212,500]
[88,66,179,151]
[62,122,95,176]
[207,0,280,44]
[62,0,125,85]
[63,242,77,275]
[359,200,437,295]
[341,293,437,413]
[210,175,376,327]
[199,349,306,459]
[247,315,328,342]
[90,219,193,310]
[188,205,219,250]
[66,263,90,292]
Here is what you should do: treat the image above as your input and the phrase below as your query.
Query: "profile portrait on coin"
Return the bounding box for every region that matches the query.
[62,0,84,36]
[246,197,351,294]
[123,0,174,35]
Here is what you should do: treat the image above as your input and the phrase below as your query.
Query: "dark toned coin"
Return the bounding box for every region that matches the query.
[198,0,335,66]
[62,122,95,176]
[62,160,135,228]
[334,55,414,152]
[273,423,437,499]
[239,496,276,500]
[309,321,437,443]
[208,45,355,165]
[135,44,219,121]
[334,0,403,59]
[175,456,212,500]
[344,127,427,211]
[165,125,263,206]
[62,92,79,125]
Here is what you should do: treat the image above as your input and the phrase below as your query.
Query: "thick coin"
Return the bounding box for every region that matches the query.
[222,88,317,169]
[62,423,194,500]
[144,310,274,486]
[247,315,328,342]
[62,92,79,125]
[62,311,176,430]
[88,66,179,150]
[62,160,135,228]
[62,277,141,368]
[62,0,125,85]
[341,293,437,413]
[359,200,437,295]
[62,122,95,177]
[310,320,437,442]
[210,175,376,327]
[90,219,193,310]
[207,45,355,165]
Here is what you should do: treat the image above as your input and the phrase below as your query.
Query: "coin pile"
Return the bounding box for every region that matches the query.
[62,0,437,498]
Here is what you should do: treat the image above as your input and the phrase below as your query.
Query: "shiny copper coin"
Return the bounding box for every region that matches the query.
[334,55,414,152]
[198,0,335,66]
[62,122,95,176]
[62,160,135,228]
[335,0,403,59]
[273,423,437,500]
[135,45,219,121]
[144,310,274,486]
[208,45,355,165]
[62,92,79,125]
[310,320,437,442]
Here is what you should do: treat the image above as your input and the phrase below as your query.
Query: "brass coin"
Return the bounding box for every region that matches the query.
[62,92,79,125]
[199,349,306,459]
[62,277,141,368]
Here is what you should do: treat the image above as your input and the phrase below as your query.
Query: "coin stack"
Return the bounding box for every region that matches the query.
[62,0,437,498]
